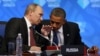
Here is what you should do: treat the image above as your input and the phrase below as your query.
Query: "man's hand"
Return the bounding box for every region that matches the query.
[88,46,99,54]
[41,25,52,36]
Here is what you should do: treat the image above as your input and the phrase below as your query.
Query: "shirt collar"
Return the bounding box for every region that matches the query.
[57,26,63,33]
[24,16,32,28]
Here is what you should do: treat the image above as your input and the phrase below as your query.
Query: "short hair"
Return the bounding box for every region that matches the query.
[24,3,39,15]
[50,8,66,19]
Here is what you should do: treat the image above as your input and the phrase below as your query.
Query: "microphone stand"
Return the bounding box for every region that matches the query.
[35,30,62,56]
[35,30,59,50]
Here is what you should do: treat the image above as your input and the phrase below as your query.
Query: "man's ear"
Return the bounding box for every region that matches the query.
[29,10,34,16]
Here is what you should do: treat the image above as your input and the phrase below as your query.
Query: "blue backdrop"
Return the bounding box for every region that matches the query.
[0,0,100,48]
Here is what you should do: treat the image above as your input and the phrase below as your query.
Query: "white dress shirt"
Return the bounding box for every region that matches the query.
[50,26,64,46]
[24,16,32,46]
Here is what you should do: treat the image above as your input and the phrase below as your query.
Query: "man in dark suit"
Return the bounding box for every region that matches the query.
[35,7,87,47]
[35,8,99,56]
[4,3,48,54]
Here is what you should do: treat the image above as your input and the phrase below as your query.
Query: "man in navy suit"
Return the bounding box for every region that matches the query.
[35,8,99,56]
[34,7,89,56]
[35,7,87,47]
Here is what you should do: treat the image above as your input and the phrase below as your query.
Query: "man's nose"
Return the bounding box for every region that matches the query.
[52,23,57,27]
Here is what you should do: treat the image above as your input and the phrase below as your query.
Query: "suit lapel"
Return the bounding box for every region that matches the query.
[63,23,71,45]
[20,18,28,45]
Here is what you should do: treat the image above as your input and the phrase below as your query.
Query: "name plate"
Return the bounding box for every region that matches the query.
[61,45,87,55]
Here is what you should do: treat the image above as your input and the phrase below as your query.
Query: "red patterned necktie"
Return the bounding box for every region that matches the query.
[30,27,36,46]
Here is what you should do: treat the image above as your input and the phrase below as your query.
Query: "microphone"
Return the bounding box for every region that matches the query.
[35,30,59,50]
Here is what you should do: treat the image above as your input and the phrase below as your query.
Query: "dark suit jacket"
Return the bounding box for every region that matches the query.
[35,20,88,47]
[4,18,49,54]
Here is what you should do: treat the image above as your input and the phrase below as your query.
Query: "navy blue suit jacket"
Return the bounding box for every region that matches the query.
[35,20,88,47]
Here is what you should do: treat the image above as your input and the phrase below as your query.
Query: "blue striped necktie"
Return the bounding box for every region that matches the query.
[53,31,58,45]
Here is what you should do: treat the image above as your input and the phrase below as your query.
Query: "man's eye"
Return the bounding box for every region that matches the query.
[39,13,43,16]
[51,21,54,23]
[56,22,60,25]
[51,21,60,25]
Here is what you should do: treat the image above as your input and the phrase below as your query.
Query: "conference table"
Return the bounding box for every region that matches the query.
[0,51,99,56]
[0,46,99,56]
[0,52,99,56]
